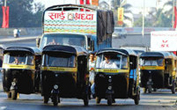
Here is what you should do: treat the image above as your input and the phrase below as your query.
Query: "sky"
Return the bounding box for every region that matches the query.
[35,0,169,13]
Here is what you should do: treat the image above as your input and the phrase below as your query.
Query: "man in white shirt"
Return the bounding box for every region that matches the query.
[100,55,117,69]
[89,52,96,98]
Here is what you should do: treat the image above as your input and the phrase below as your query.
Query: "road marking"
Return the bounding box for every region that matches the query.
[0,106,7,110]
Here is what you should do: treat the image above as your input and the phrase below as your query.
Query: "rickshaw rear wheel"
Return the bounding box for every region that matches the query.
[107,95,112,106]
[96,97,101,104]
[134,90,140,105]
[171,81,176,94]
[143,88,147,93]
[43,95,49,103]
[7,92,11,98]
[83,95,89,106]
[11,90,17,100]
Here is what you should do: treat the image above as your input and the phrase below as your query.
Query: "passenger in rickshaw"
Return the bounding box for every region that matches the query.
[12,57,24,64]
[100,55,117,68]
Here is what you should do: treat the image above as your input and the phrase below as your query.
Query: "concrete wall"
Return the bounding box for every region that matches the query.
[0,27,42,36]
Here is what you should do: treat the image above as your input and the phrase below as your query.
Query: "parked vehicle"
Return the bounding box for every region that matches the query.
[2,46,41,100]
[94,48,140,105]
[36,4,114,51]
[140,51,177,94]
[112,27,127,38]
[41,45,89,106]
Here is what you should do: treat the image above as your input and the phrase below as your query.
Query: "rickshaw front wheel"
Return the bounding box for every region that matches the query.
[11,90,17,100]
[107,95,112,106]
[148,86,152,93]
[52,94,59,106]
[43,95,49,104]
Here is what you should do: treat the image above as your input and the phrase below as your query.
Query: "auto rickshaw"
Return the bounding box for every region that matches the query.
[2,46,41,100]
[41,45,89,106]
[140,51,177,94]
[94,48,140,105]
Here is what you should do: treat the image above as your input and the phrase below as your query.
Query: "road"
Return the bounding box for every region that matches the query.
[0,35,177,110]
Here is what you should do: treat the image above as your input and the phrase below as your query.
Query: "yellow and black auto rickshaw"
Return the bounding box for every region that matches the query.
[140,51,177,94]
[94,48,140,105]
[41,45,89,106]
[2,46,41,100]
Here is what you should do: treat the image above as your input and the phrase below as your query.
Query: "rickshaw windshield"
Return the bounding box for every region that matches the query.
[140,57,163,66]
[44,54,75,67]
[3,54,34,65]
[96,53,128,69]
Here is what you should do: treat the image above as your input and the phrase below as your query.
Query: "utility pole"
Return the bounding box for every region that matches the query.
[142,0,145,37]
[4,0,6,6]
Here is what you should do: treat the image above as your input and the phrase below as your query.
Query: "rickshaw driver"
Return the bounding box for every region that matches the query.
[100,55,117,69]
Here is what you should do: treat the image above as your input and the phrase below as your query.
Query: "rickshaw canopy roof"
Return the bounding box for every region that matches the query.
[140,51,177,59]
[4,46,41,55]
[96,48,137,56]
[42,45,88,56]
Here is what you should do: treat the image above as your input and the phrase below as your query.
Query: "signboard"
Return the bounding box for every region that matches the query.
[151,31,177,51]
[92,0,99,6]
[117,8,124,26]
[44,11,97,34]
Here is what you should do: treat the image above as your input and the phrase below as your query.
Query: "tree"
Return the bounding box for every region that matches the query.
[0,0,45,27]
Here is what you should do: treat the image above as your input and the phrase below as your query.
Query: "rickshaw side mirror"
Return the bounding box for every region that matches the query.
[36,37,41,48]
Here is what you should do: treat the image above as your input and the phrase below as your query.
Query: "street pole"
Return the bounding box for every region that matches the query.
[4,0,6,6]
[142,0,145,37]
[172,0,175,28]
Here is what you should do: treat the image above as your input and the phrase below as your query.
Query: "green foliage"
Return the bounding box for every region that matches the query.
[0,0,45,27]
[134,8,172,27]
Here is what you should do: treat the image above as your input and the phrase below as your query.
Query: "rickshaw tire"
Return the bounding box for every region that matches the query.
[7,92,11,98]
[52,94,58,106]
[148,86,152,93]
[143,88,147,94]
[44,96,49,104]
[96,97,101,104]
[171,81,176,94]
[134,90,140,105]
[83,95,89,106]
[11,90,17,100]
[107,95,112,106]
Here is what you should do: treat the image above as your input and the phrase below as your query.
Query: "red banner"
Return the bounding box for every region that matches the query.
[80,0,90,5]
[2,6,9,28]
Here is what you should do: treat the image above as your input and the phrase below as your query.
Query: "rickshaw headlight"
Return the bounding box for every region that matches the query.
[12,82,16,86]
[108,86,112,90]
[54,85,58,89]
[108,79,112,82]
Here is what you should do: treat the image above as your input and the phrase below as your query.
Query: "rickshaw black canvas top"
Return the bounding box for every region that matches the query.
[43,45,88,56]
[4,46,41,55]
[140,51,176,59]
[96,48,137,56]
